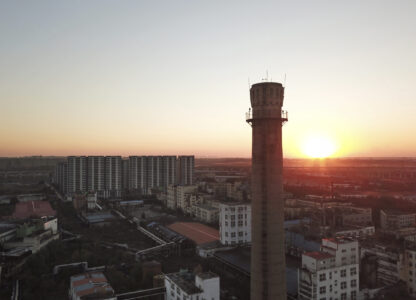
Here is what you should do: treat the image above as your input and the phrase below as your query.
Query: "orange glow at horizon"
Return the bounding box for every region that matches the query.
[301,134,337,158]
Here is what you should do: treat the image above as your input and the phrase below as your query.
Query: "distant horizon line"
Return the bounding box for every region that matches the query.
[1,155,416,160]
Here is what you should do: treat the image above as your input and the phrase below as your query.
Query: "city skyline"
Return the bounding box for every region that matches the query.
[1,1,416,158]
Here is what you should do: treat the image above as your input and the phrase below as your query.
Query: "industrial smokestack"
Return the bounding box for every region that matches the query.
[247,81,288,300]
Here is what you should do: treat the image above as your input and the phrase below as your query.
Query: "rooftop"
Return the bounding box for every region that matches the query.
[12,201,56,219]
[70,272,114,299]
[382,209,416,216]
[303,251,334,260]
[193,204,218,211]
[167,222,219,245]
[166,272,202,295]
[197,272,219,280]
[323,237,357,244]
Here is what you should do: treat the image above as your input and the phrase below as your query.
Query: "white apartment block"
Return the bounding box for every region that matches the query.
[219,202,251,245]
[298,238,359,300]
[67,156,88,194]
[87,156,105,194]
[129,156,147,191]
[129,156,176,194]
[380,209,416,229]
[104,156,122,197]
[164,271,219,300]
[178,156,195,185]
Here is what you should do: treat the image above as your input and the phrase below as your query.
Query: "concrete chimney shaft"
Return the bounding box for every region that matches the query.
[247,82,287,300]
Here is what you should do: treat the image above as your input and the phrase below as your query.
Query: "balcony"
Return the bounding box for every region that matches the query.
[246,110,288,125]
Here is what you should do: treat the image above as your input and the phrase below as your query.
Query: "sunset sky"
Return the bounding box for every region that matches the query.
[1,1,415,158]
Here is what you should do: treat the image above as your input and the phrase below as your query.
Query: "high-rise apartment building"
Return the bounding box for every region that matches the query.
[121,158,129,190]
[104,156,122,197]
[129,156,147,192]
[219,202,251,245]
[87,156,105,194]
[129,156,177,194]
[178,156,194,185]
[56,155,194,198]
[298,238,359,300]
[67,156,88,194]
[55,162,68,194]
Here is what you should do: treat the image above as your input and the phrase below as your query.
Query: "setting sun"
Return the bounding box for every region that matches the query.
[302,135,337,158]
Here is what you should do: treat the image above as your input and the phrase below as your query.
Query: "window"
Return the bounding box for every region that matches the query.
[342,249,347,253]
[341,282,347,289]
[341,269,346,277]
[351,291,357,300]
[231,232,236,237]
[238,232,243,237]
[225,221,228,226]
[225,232,228,237]
[351,279,357,287]
[350,267,357,276]
[329,285,332,292]
[319,273,326,281]
[341,293,347,300]
[231,222,235,227]
[319,286,326,294]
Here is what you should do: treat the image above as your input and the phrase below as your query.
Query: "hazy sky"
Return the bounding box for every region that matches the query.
[1,1,415,157]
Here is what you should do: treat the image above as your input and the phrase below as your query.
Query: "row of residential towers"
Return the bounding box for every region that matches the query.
[54,155,194,197]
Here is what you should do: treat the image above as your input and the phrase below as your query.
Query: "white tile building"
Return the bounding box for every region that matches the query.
[219,202,251,245]
[298,237,359,300]
[164,271,219,300]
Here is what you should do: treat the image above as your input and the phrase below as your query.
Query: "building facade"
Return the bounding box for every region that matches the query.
[56,155,192,198]
[219,202,251,245]
[178,156,195,185]
[380,209,416,229]
[298,238,359,300]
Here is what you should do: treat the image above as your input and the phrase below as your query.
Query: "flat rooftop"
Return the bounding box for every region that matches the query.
[304,251,334,260]
[167,222,219,245]
[193,204,218,211]
[166,272,202,295]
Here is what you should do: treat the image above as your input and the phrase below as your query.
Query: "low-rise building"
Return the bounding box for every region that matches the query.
[164,270,219,300]
[219,202,251,245]
[360,243,401,286]
[4,218,59,254]
[380,209,416,229]
[333,225,375,239]
[166,185,198,211]
[87,192,97,210]
[69,272,115,300]
[192,204,219,224]
[298,237,359,300]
